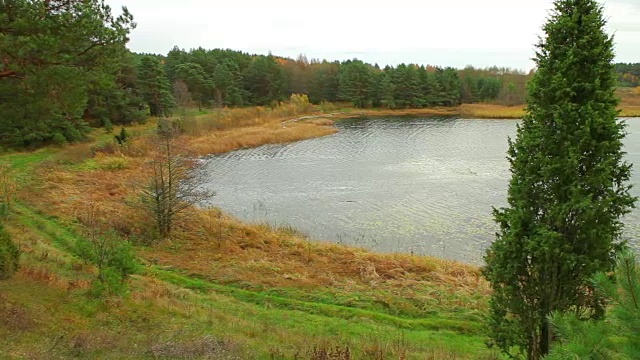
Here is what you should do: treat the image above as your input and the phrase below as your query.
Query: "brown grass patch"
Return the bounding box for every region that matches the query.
[137,208,489,311]
[189,121,337,156]
[457,104,525,119]
[618,87,640,117]
[0,292,35,331]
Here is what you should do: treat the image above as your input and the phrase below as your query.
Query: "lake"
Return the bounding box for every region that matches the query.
[199,117,640,264]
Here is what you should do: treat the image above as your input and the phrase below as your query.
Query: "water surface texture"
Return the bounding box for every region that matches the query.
[200,117,640,264]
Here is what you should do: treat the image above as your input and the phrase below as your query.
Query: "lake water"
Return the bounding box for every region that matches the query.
[199,117,640,264]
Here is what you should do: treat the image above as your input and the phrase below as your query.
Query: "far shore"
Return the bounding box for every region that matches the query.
[184,101,640,158]
[326,103,640,121]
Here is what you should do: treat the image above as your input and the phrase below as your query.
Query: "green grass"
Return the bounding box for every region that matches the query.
[152,268,483,334]
[0,201,495,359]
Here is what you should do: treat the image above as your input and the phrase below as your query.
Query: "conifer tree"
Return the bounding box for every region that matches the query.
[0,0,135,146]
[338,60,372,108]
[547,250,640,359]
[138,56,175,116]
[483,1,636,359]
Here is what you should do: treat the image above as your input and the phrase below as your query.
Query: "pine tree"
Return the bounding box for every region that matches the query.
[547,250,640,359]
[243,55,286,106]
[138,56,175,117]
[174,62,213,111]
[483,1,636,359]
[0,0,135,147]
[338,60,372,108]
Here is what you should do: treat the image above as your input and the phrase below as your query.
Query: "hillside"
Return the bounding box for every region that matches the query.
[0,105,499,360]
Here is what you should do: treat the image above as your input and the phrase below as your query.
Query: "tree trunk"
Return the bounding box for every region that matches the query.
[540,319,550,359]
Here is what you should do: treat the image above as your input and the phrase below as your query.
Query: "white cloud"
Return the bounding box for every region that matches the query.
[107,0,639,70]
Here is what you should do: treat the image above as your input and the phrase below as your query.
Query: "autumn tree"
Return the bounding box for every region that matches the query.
[483,1,636,359]
[135,121,213,239]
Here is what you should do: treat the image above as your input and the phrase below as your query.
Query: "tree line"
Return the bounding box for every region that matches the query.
[135,49,533,115]
[1,1,635,149]
[616,63,640,87]
[0,0,533,148]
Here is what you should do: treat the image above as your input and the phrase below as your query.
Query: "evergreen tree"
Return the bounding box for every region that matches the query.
[391,64,421,108]
[547,250,640,359]
[435,67,462,106]
[243,55,286,106]
[0,0,135,147]
[138,56,175,116]
[85,50,145,126]
[338,60,372,108]
[308,61,340,104]
[212,60,245,107]
[370,71,395,108]
[417,67,435,106]
[478,77,502,101]
[174,62,213,111]
[483,1,636,359]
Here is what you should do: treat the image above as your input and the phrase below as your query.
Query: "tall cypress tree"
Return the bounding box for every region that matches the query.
[483,1,636,359]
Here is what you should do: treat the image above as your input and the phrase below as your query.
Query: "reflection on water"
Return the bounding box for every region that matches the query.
[199,117,640,264]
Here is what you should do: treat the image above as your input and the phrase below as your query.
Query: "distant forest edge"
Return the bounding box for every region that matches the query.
[1,2,639,148]
[616,63,640,87]
[2,43,639,148]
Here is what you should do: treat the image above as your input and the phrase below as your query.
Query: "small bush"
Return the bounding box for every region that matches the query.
[0,224,20,279]
[96,155,129,171]
[114,127,128,145]
[75,230,139,296]
[104,119,114,133]
[89,267,127,297]
[52,132,67,145]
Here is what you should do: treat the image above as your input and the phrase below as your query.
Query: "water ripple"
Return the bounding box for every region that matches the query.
[200,117,640,265]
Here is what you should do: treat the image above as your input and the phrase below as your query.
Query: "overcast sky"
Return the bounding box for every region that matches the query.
[105,0,640,71]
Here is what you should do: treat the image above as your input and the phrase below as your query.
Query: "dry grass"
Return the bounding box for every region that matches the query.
[619,87,640,117]
[457,104,526,119]
[139,208,488,307]
[30,155,488,314]
[188,122,337,155]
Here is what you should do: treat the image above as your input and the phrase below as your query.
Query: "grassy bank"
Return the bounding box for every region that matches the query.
[0,203,492,359]
[0,101,499,359]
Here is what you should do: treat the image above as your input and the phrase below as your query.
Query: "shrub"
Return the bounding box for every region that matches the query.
[52,132,67,145]
[114,127,128,145]
[96,155,129,171]
[75,229,139,296]
[103,119,114,133]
